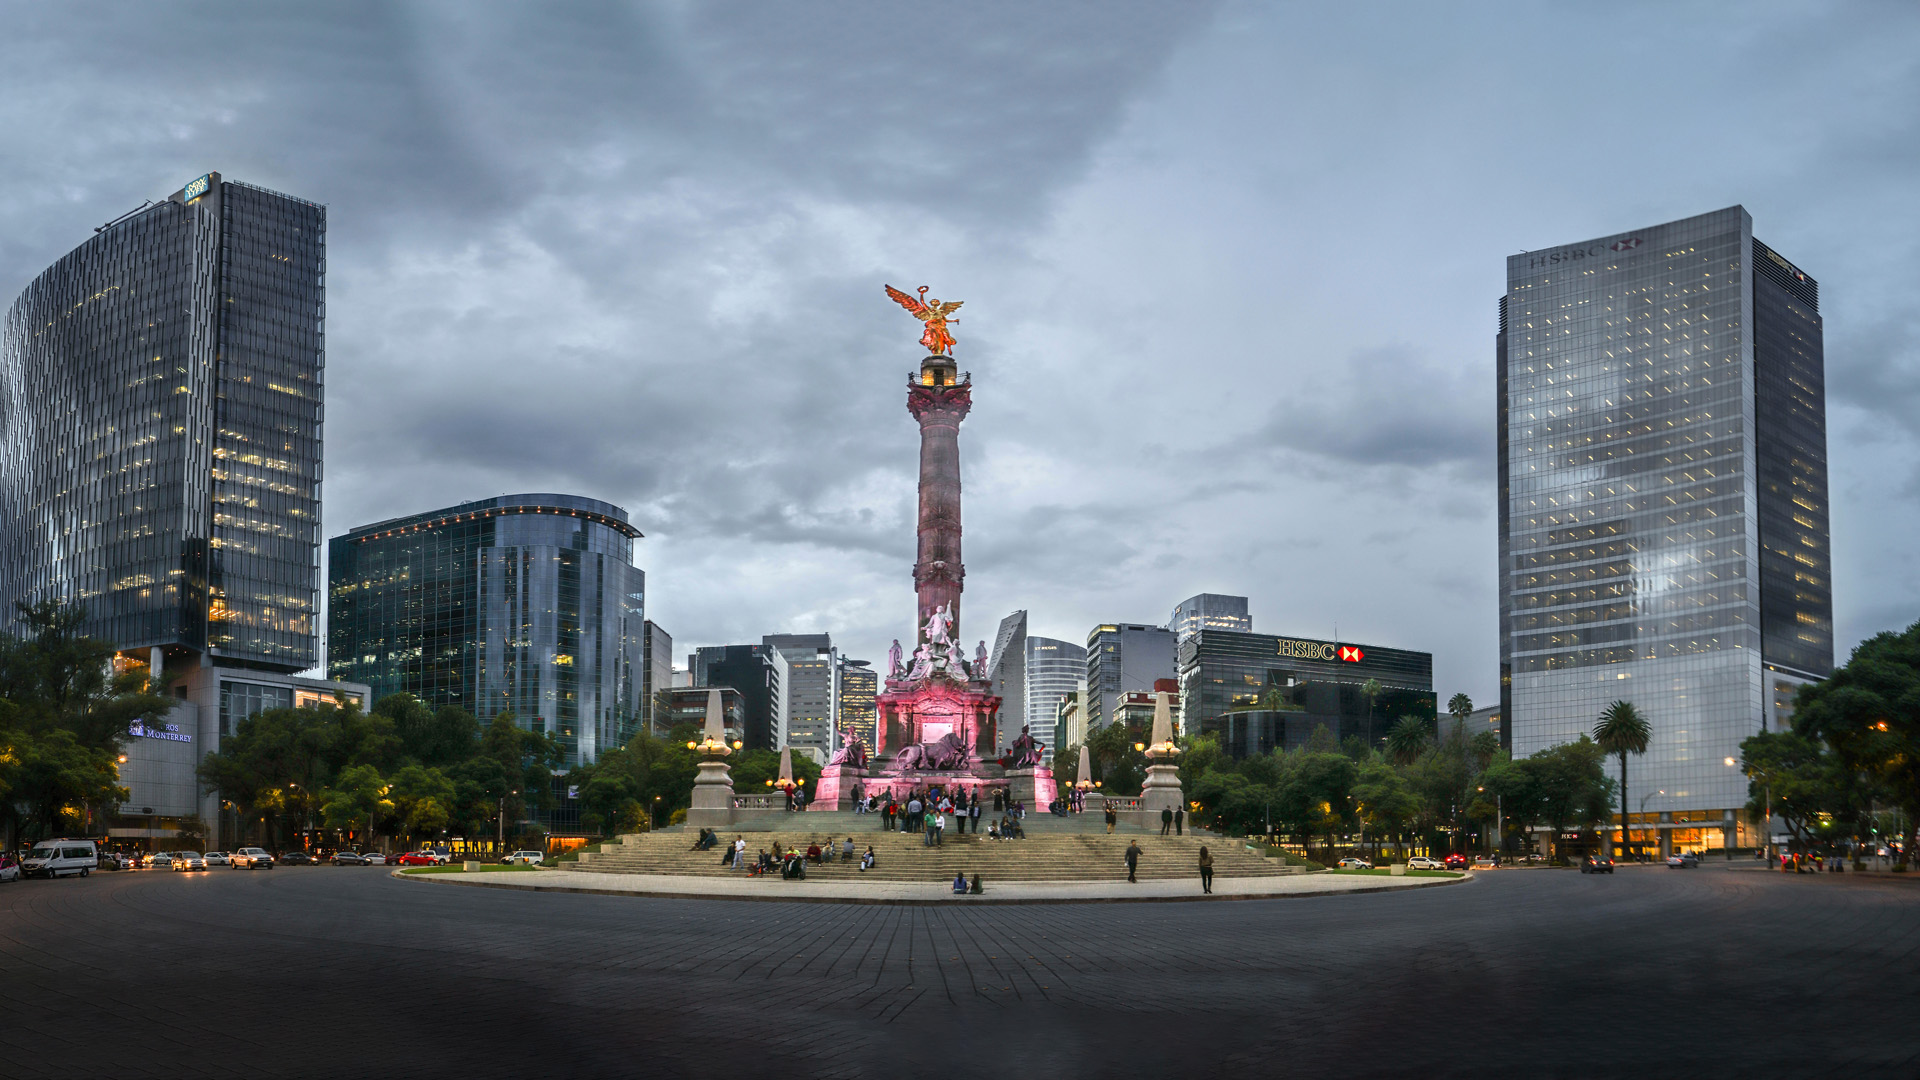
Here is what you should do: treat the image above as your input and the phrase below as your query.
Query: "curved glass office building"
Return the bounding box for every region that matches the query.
[327,494,646,766]
[0,172,325,667]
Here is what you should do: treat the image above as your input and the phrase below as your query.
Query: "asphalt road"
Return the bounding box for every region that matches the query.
[1,861,1915,1079]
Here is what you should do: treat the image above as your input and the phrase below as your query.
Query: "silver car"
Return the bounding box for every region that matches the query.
[171,851,208,872]
[203,851,230,867]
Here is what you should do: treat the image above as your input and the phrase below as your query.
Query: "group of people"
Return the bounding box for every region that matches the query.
[732,836,879,877]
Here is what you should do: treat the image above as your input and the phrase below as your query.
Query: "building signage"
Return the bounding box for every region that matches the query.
[128,719,192,743]
[1338,646,1365,663]
[1523,236,1641,270]
[1274,638,1369,663]
[182,174,212,203]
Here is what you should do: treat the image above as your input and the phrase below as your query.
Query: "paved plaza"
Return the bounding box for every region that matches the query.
[1,863,1916,1078]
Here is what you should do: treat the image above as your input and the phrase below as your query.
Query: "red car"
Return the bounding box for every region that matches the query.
[394,852,439,866]
[1444,853,1469,870]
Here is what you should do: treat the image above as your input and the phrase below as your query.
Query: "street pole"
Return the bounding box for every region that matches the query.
[497,792,505,855]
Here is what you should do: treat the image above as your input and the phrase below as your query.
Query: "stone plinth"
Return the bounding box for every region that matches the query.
[1005,767,1058,810]
[1139,762,1184,818]
[685,758,735,828]
[808,765,867,811]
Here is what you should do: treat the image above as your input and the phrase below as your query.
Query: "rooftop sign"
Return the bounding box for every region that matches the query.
[129,719,192,743]
[182,174,213,203]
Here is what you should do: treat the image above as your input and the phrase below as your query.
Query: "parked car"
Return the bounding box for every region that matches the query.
[1406,856,1446,871]
[394,852,439,866]
[331,850,371,866]
[1582,855,1615,874]
[1444,853,1469,870]
[97,851,134,870]
[1666,852,1700,869]
[0,853,19,883]
[145,852,176,870]
[203,851,230,867]
[172,852,208,872]
[23,839,98,879]
[279,850,316,866]
[503,850,545,866]
[231,848,275,870]
[1336,856,1374,869]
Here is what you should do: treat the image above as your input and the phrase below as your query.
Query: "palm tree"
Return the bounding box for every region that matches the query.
[1385,715,1430,766]
[1593,700,1652,860]
[1448,693,1473,734]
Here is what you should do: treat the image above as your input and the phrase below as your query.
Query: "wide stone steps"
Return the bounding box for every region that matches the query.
[565,829,1299,883]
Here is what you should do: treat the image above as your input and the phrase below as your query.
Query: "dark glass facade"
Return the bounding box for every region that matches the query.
[692,644,780,751]
[0,173,324,669]
[1085,622,1176,730]
[1499,207,1834,816]
[327,494,645,767]
[837,658,878,753]
[1176,629,1434,753]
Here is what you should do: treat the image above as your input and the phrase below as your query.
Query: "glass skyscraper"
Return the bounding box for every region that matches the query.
[1169,593,1251,640]
[1,171,324,668]
[1024,635,1086,761]
[1498,206,1832,845]
[1085,622,1176,730]
[327,494,645,767]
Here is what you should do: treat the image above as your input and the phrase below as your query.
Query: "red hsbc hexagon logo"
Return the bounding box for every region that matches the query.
[1610,238,1643,252]
[1339,646,1364,663]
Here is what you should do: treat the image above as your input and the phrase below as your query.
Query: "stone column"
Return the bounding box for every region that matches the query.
[685,689,735,828]
[1139,691,1184,819]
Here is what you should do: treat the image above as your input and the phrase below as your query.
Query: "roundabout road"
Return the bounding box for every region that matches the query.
[1,863,1915,1079]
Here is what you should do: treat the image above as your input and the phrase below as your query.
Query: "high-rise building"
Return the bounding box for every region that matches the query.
[985,611,1027,753]
[1176,630,1433,751]
[1023,635,1086,762]
[327,494,646,767]
[1170,593,1252,640]
[641,620,673,737]
[1084,623,1177,730]
[692,643,781,751]
[836,656,878,753]
[1,172,366,850]
[1498,206,1832,851]
[765,633,835,761]
[659,685,745,743]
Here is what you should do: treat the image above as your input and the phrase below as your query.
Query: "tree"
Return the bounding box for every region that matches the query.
[1386,716,1431,765]
[1593,700,1652,859]
[1481,738,1614,862]
[388,764,456,846]
[1448,693,1474,728]
[318,763,393,844]
[1086,720,1149,795]
[1738,730,1849,856]
[1791,618,1920,866]
[1352,759,1419,859]
[1360,679,1382,747]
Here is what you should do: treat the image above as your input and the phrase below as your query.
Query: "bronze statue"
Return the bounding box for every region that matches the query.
[886,284,963,355]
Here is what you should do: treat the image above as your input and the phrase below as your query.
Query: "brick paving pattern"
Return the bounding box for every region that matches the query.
[1,863,1915,1078]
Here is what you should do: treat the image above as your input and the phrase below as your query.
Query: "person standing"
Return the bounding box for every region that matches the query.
[1104,805,1117,835]
[969,797,981,836]
[1161,806,1174,836]
[1198,845,1214,894]
[934,810,946,846]
[1125,840,1141,884]
[733,837,747,870]
[1175,807,1185,836]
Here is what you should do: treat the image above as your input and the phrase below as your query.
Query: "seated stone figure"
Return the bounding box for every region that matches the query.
[827,730,869,769]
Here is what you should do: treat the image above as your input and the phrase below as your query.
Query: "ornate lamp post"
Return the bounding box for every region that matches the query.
[1138,691,1185,821]
[686,689,740,828]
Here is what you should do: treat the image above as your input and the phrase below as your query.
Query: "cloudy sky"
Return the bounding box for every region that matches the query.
[3,2,1917,704]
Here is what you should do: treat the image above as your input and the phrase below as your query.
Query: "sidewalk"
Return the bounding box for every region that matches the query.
[395,867,1471,905]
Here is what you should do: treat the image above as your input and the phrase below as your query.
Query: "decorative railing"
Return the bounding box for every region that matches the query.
[731,795,781,810]
[1100,796,1143,811]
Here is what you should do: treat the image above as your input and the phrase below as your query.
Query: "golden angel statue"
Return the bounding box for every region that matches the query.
[885,284,963,355]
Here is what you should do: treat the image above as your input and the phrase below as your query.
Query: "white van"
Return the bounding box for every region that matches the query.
[23,839,98,879]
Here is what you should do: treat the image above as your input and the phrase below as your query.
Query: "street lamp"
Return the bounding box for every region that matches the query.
[651,794,662,831]
[496,788,519,854]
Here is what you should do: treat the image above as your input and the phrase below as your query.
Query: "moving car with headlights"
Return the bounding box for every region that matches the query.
[172,852,208,872]
[231,848,275,869]
[1581,855,1614,874]
[1666,852,1699,869]
[0,853,19,883]
[1406,856,1445,871]
[144,851,176,870]
[503,850,545,865]
[331,850,372,866]
[1444,853,1469,870]
[394,852,439,866]
[203,851,230,867]
[97,851,134,870]
[279,850,316,866]
[362,851,387,865]
[406,849,450,865]
[1335,856,1373,869]
[23,839,98,879]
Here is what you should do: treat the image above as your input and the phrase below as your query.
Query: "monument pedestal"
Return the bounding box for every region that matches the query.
[808,765,868,811]
[1139,762,1184,818]
[685,758,736,828]
[1005,767,1058,810]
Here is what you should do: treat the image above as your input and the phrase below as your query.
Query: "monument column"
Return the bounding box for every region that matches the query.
[908,353,972,645]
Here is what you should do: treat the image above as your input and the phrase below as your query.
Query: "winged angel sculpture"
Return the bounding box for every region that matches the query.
[885,284,963,355]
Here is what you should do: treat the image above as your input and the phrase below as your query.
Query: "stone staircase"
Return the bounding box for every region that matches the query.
[565,827,1302,884]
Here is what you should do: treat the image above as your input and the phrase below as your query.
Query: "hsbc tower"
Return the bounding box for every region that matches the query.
[1497,206,1833,856]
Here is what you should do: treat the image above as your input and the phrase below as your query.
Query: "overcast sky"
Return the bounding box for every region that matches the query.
[3,2,1917,705]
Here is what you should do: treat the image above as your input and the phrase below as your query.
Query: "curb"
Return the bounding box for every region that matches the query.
[390,867,1472,906]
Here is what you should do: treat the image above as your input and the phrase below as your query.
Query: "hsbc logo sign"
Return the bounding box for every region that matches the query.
[1275,638,1369,664]
[1525,236,1643,270]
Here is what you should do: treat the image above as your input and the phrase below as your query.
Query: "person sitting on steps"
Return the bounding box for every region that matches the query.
[952,871,968,894]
